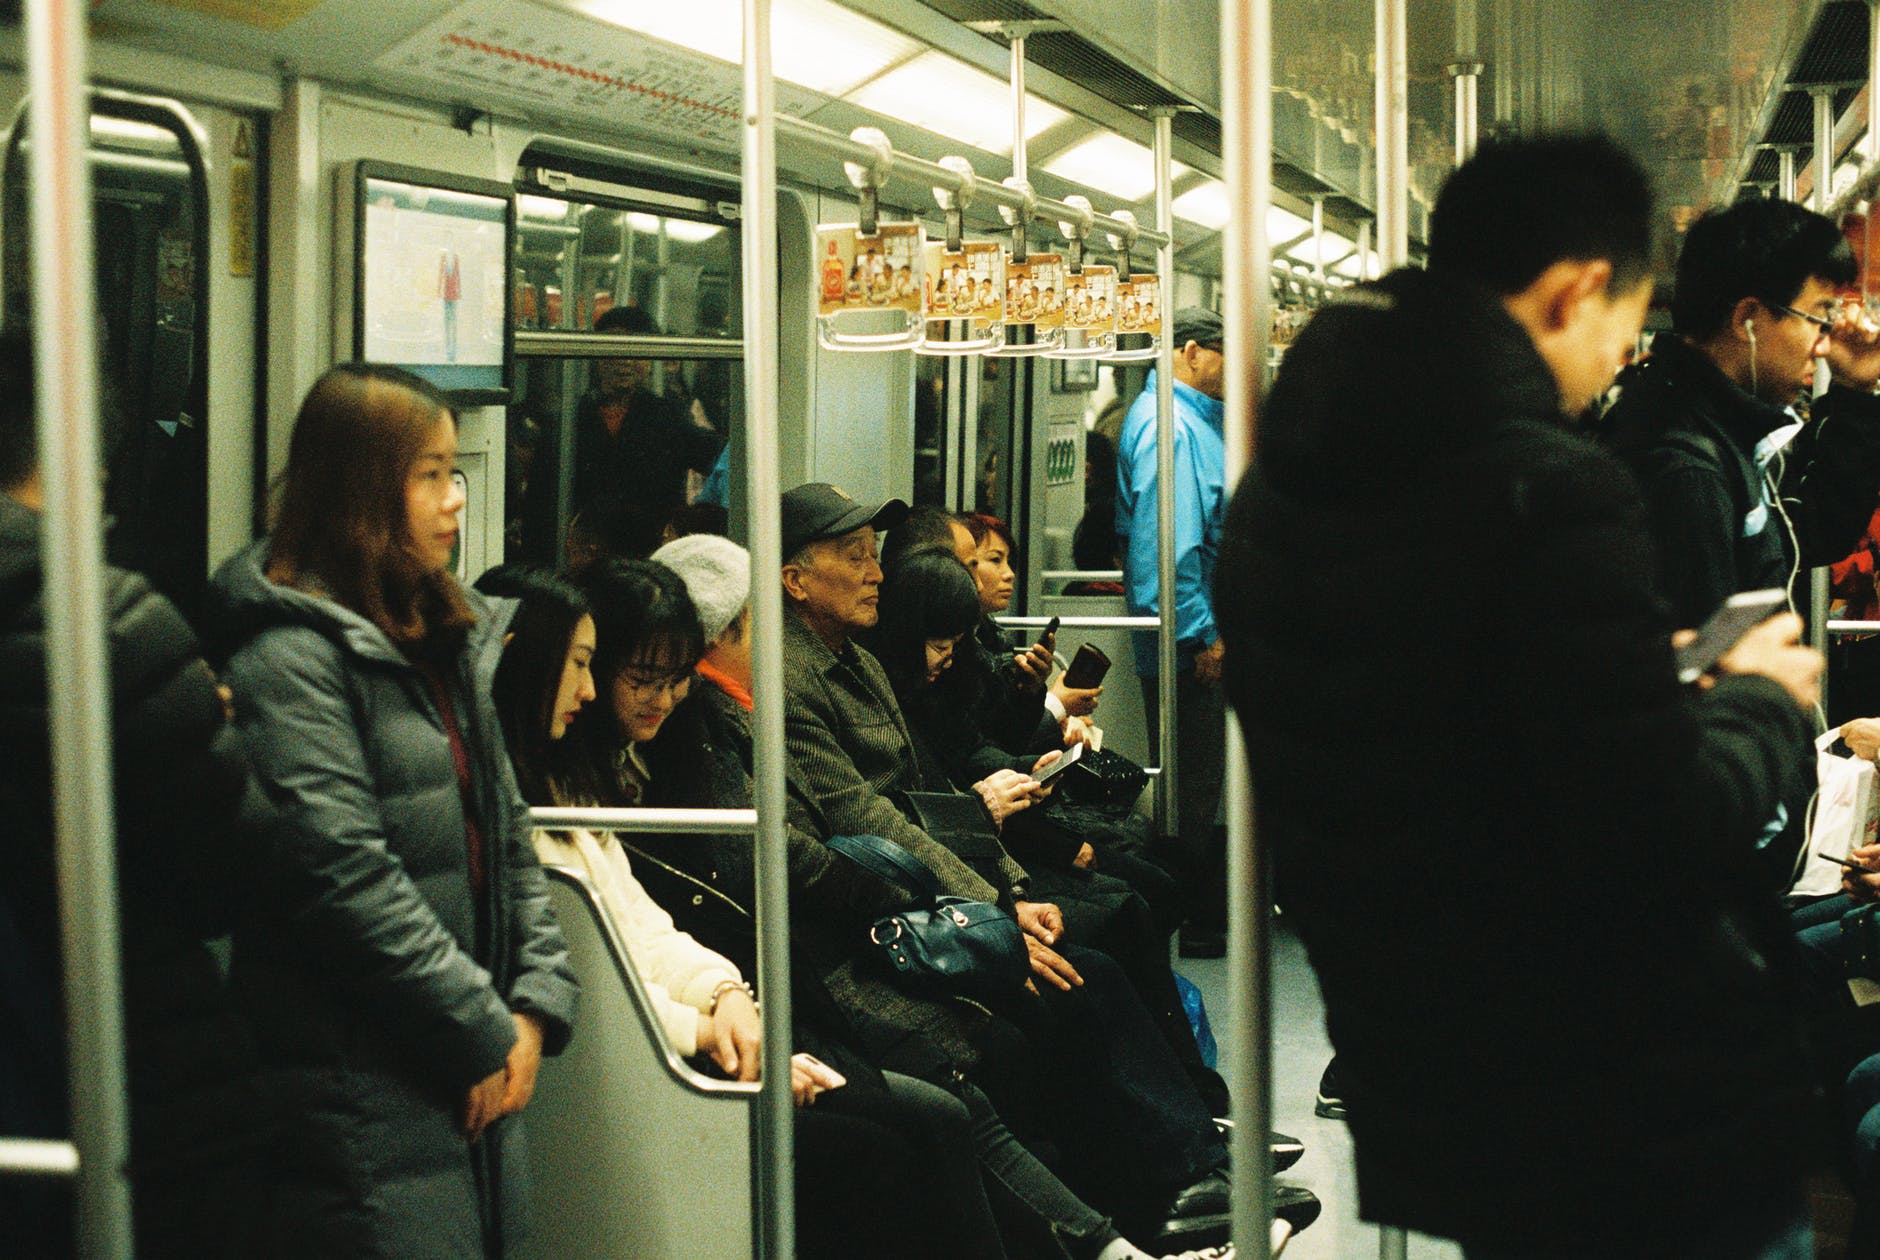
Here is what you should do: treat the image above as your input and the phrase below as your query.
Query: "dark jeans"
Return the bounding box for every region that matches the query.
[800,1071,1008,1259]
[1141,669,1228,932]
[1000,943,1227,1222]
[1029,865,1230,1115]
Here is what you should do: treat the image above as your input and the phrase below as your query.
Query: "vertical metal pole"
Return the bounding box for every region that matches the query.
[1450,62,1483,166]
[1779,148,1798,203]
[1310,197,1325,280]
[1812,87,1837,690]
[1382,1225,1411,1258]
[24,1,134,1254]
[1869,0,1880,164]
[1492,0,1514,125]
[1220,0,1274,1254]
[1376,0,1410,267]
[1152,111,1180,839]
[740,1,794,1255]
[1010,34,1028,187]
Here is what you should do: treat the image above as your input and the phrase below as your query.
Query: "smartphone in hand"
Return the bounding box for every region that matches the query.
[1061,642,1111,690]
[1675,588,1787,684]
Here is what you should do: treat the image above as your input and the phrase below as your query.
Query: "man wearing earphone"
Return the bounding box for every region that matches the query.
[1601,198,1880,631]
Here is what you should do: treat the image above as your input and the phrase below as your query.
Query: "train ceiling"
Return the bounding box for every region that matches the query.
[59,0,1880,274]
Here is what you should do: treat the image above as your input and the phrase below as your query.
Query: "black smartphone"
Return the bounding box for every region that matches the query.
[1042,615,1061,644]
[1031,741,1086,786]
[1061,642,1112,690]
[1675,588,1788,684]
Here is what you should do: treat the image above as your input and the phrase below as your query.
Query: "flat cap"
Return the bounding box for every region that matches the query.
[781,483,909,560]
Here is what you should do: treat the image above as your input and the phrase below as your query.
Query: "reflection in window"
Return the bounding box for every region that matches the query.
[506,194,742,567]
[3,106,208,616]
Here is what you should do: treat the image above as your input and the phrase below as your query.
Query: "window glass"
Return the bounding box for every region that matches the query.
[506,194,742,566]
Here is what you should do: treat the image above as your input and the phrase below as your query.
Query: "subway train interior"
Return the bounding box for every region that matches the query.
[8,0,1880,1256]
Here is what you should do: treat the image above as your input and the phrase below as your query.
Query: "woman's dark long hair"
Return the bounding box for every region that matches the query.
[267,363,475,649]
[477,564,591,807]
[571,557,705,803]
[863,546,982,701]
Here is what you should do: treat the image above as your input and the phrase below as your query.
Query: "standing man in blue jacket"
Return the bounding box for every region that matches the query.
[1115,307,1228,957]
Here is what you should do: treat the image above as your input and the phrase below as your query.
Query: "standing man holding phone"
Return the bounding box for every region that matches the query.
[1219,134,1824,1257]
[1115,307,1229,958]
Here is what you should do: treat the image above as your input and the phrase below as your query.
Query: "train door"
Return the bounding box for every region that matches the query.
[3,96,212,616]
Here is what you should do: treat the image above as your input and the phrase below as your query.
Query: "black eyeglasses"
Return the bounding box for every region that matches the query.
[1773,304,1836,335]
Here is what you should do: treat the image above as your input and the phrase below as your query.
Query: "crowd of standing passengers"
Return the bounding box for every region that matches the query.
[0,331,1317,1257]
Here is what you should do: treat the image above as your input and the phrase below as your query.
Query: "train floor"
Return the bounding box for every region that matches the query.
[1178,920,1864,1259]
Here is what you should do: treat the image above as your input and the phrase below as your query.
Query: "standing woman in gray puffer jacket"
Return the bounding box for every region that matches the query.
[207,364,578,1259]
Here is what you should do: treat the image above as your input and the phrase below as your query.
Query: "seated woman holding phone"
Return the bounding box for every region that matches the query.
[960,512,1106,754]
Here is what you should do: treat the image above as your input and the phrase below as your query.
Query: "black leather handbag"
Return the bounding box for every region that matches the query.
[825,832,1029,1004]
[1060,747,1149,811]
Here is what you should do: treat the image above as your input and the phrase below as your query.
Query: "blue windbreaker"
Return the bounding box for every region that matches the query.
[1114,370,1225,675]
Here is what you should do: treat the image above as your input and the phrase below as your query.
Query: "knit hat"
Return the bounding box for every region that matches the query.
[651,534,750,644]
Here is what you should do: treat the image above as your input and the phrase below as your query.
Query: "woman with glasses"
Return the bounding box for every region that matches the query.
[207,364,578,1260]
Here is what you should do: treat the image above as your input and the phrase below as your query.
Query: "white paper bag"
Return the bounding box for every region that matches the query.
[1792,729,1880,897]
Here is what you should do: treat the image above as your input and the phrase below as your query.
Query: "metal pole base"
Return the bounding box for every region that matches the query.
[1381,1225,1410,1259]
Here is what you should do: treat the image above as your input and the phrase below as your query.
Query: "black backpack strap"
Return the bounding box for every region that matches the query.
[825,833,945,907]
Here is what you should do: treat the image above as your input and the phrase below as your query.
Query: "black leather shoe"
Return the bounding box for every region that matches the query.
[1313,1057,1347,1121]
[1212,1117,1305,1173]
[1273,1185,1322,1234]
[1178,925,1226,958]
[1162,1170,1229,1218]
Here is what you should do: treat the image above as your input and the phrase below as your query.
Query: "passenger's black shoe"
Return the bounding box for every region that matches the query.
[1162,1170,1230,1218]
[1211,1118,1304,1173]
[1273,1185,1322,1234]
[1313,1058,1346,1121]
[1178,924,1226,959]
[1267,1130,1304,1172]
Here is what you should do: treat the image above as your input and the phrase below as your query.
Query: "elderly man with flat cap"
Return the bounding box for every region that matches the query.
[1115,306,1230,958]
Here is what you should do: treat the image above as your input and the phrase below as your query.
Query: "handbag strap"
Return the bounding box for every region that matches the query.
[825,833,945,906]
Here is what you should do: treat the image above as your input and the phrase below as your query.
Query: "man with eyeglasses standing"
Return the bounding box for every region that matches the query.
[1600,198,1880,631]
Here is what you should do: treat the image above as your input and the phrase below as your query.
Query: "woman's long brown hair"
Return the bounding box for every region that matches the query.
[267,364,475,649]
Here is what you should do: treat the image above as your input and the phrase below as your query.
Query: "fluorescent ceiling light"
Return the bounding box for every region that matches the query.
[1172,182,1229,229]
[625,211,725,243]
[1334,249,1382,279]
[845,52,1068,156]
[1041,134,1188,203]
[663,219,726,243]
[571,0,922,98]
[90,116,180,151]
[1286,230,1355,267]
[518,194,570,220]
[1170,185,1314,243]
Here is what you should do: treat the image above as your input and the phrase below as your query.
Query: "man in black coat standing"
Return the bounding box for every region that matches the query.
[1599,197,1880,631]
[1219,135,1825,1256]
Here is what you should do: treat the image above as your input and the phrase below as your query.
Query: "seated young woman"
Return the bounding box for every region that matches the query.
[863,545,1229,1117]
[962,511,1102,753]
[633,537,1322,1253]
[477,562,1016,1260]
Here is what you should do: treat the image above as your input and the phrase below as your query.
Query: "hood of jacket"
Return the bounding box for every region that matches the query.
[206,537,511,670]
[1259,266,1564,500]
[1604,329,1797,456]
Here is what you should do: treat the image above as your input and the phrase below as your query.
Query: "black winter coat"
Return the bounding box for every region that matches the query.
[1600,331,1880,627]
[1219,268,1820,1249]
[208,542,578,1260]
[0,495,278,1256]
